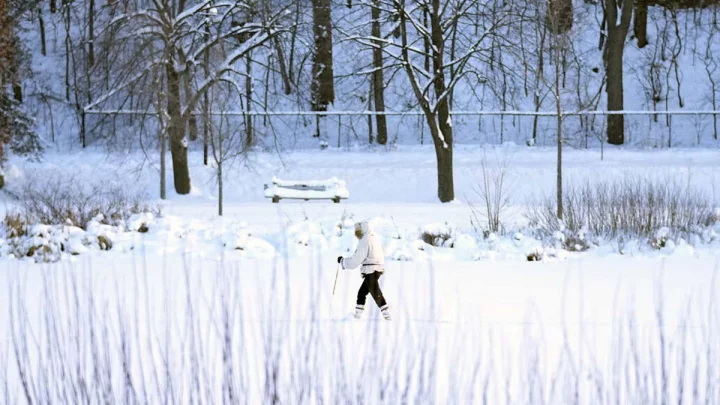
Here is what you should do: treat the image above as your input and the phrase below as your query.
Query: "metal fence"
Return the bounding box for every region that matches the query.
[83,109,720,149]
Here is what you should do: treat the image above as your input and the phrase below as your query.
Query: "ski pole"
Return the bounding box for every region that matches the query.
[332,263,340,297]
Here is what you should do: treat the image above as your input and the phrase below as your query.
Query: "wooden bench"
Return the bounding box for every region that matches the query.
[264,177,349,203]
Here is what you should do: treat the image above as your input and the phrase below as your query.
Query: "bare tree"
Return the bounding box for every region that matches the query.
[548,0,574,219]
[387,0,511,202]
[152,59,168,200]
[94,0,288,195]
[209,88,251,216]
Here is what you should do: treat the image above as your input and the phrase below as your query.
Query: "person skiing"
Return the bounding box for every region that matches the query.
[338,221,391,320]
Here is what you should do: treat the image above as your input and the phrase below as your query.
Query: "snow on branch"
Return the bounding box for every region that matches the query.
[85,69,151,112]
[183,27,283,118]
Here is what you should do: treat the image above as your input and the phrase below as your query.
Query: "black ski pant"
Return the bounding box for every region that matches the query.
[357,271,387,308]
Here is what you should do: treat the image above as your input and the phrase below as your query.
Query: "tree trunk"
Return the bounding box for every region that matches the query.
[371,0,387,145]
[604,0,633,145]
[422,6,431,72]
[311,0,335,111]
[273,36,292,95]
[431,0,454,202]
[179,51,198,142]
[634,0,649,48]
[88,0,95,66]
[421,112,454,202]
[367,81,374,144]
[218,160,223,216]
[554,40,564,220]
[80,109,86,148]
[50,0,56,13]
[203,92,209,165]
[187,115,198,141]
[606,44,625,145]
[203,21,210,165]
[160,124,167,200]
[434,124,454,203]
[38,8,46,56]
[166,62,191,195]
[288,0,301,87]
[245,54,253,148]
[12,83,22,103]
[64,4,70,101]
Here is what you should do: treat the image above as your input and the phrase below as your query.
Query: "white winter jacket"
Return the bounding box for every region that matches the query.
[341,221,385,275]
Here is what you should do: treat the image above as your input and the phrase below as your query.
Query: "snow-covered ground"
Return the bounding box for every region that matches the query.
[1,144,719,260]
[1,146,720,403]
[1,247,719,403]
[5,0,720,400]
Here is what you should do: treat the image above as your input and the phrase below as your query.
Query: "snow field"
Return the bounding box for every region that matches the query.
[1,254,720,404]
[1,146,720,403]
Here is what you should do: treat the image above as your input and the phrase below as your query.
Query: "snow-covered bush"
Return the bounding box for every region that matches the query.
[421,222,456,247]
[526,176,713,239]
[650,227,671,250]
[527,246,544,261]
[0,176,161,261]
[561,227,590,252]
[15,175,160,230]
[5,223,96,262]
[3,212,25,238]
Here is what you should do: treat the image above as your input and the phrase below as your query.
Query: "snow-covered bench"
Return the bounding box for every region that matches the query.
[264,177,349,203]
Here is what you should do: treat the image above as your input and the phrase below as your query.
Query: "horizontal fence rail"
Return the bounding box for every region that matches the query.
[81,108,720,149]
[84,109,720,116]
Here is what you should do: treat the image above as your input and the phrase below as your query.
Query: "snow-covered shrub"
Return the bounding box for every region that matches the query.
[562,227,590,252]
[527,247,544,261]
[526,176,713,240]
[126,212,155,233]
[3,212,26,238]
[421,222,455,247]
[11,224,74,262]
[4,220,121,262]
[16,175,160,230]
[650,227,671,250]
[708,207,720,225]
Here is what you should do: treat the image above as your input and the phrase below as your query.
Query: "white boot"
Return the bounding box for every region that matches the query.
[354,305,365,319]
[381,305,391,321]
